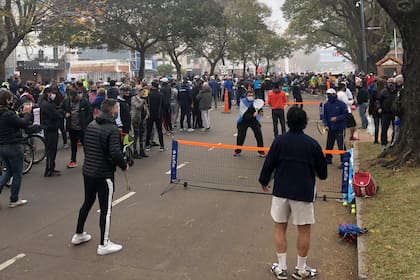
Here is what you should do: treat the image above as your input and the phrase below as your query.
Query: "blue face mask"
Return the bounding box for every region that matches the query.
[247,97,254,102]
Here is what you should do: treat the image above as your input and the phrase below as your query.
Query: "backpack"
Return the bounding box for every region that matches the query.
[353,171,377,197]
[338,223,368,243]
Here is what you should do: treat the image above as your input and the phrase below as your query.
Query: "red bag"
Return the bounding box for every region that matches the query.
[353,171,377,197]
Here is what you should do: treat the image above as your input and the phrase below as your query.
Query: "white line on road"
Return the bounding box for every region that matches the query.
[0,253,26,271]
[97,192,136,213]
[165,162,189,174]
[208,143,222,151]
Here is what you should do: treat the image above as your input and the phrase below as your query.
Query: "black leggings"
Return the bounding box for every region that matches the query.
[76,175,114,245]
[44,129,58,175]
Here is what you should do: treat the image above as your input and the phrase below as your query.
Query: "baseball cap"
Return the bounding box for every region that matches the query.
[160,77,169,83]
[326,88,336,95]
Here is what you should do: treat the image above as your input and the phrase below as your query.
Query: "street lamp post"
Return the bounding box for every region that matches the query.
[359,0,368,74]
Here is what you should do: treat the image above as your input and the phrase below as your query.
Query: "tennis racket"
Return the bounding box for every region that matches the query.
[254,99,265,111]
[317,121,328,135]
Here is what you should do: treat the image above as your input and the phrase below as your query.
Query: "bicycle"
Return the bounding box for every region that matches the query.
[23,124,46,164]
[0,136,34,184]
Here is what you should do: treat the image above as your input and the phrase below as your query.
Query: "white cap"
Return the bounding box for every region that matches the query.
[326,88,336,95]
[160,77,169,83]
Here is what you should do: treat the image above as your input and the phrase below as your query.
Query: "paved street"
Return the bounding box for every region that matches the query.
[0,94,357,280]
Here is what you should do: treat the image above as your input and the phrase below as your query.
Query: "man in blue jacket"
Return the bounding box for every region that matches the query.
[323,88,347,165]
[259,107,327,280]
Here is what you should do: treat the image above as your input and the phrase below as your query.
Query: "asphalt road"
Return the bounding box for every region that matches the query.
[0,94,357,280]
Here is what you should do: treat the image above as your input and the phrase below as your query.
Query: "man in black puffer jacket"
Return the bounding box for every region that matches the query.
[72,99,128,256]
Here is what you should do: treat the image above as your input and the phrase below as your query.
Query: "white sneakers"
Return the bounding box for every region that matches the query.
[71,233,122,255]
[9,199,28,208]
[71,232,92,245]
[97,240,123,255]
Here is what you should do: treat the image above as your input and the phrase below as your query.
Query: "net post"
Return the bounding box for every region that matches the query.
[341,151,351,203]
[319,102,324,121]
[170,139,178,183]
[160,139,179,196]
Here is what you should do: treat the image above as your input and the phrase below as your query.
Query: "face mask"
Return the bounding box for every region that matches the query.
[247,97,254,102]
[50,93,56,101]
[327,95,337,102]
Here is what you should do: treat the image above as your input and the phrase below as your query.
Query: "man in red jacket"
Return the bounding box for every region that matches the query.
[267,81,288,137]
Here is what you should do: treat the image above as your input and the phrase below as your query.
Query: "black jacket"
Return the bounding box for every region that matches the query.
[83,112,127,178]
[356,87,369,104]
[117,97,131,134]
[0,105,32,145]
[40,98,62,130]
[62,97,93,130]
[377,88,396,114]
[147,88,163,119]
[160,85,172,106]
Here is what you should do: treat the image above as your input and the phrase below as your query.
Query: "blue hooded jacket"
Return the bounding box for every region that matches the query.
[323,96,347,131]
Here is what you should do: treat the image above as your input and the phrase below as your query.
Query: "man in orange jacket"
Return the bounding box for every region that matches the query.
[267,81,288,137]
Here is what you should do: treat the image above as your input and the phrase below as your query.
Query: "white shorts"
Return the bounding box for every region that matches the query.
[270,196,315,225]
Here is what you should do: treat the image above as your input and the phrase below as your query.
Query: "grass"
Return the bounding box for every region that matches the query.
[357,142,420,279]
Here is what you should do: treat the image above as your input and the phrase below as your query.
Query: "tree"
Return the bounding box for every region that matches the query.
[183,0,227,76]
[156,64,174,77]
[260,32,292,74]
[226,0,271,77]
[0,0,50,79]
[282,0,394,72]
[375,0,420,166]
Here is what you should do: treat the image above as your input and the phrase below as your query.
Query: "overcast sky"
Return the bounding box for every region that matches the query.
[258,0,287,33]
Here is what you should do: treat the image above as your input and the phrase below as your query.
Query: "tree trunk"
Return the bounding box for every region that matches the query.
[175,61,182,81]
[209,61,217,77]
[242,59,246,79]
[266,58,271,75]
[376,0,420,166]
[137,48,146,81]
[0,59,6,81]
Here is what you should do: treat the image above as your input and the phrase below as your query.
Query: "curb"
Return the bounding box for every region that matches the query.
[353,143,368,280]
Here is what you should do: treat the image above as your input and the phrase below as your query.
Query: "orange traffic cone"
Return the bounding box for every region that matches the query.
[223,88,230,113]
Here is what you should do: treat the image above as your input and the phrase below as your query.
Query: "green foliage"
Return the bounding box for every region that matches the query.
[225,0,273,76]
[157,64,174,76]
[0,0,51,78]
[282,0,394,72]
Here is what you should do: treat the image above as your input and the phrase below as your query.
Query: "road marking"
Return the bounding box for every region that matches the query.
[97,192,136,213]
[165,162,189,174]
[208,143,222,151]
[0,253,26,271]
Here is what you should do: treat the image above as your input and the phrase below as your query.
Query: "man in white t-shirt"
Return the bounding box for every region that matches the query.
[337,82,358,141]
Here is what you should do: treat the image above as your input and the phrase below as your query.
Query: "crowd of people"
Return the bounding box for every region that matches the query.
[0,69,405,262]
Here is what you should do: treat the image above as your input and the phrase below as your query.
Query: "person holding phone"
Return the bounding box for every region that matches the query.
[0,88,33,207]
